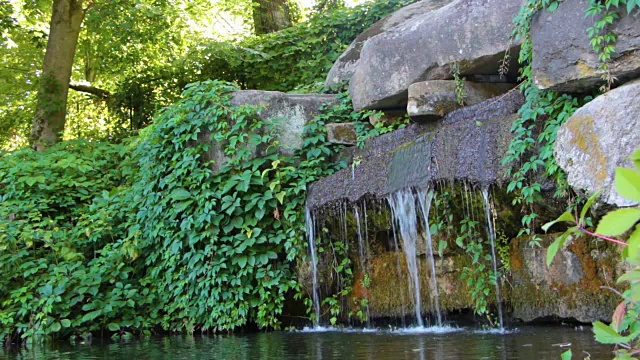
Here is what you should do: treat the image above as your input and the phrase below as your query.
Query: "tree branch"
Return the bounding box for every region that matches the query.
[69,83,110,99]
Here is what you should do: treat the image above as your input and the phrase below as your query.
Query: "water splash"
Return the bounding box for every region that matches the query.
[392,325,463,335]
[305,207,321,327]
[416,188,442,327]
[388,189,423,327]
[481,187,504,330]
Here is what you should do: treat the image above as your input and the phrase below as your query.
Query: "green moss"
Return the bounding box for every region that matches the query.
[508,234,622,321]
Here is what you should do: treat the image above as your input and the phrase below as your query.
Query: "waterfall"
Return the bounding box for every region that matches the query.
[417,188,442,327]
[390,209,408,327]
[481,188,504,329]
[354,206,371,326]
[388,189,424,327]
[305,207,321,327]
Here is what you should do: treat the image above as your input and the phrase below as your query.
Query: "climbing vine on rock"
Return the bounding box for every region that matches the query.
[456,217,496,320]
[586,0,640,90]
[501,0,639,247]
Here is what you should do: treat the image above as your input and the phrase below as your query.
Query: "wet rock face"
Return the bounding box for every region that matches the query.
[203,90,337,173]
[510,234,622,323]
[348,0,523,111]
[531,0,640,92]
[554,79,640,207]
[407,80,515,122]
[306,90,524,209]
[324,0,454,89]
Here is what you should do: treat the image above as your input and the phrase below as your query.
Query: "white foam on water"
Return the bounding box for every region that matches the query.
[473,327,517,335]
[299,326,339,333]
[392,325,463,335]
[298,326,381,333]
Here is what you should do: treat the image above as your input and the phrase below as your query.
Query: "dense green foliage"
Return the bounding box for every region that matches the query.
[0,141,134,340]
[105,0,416,133]
[0,80,365,342]
[0,0,415,149]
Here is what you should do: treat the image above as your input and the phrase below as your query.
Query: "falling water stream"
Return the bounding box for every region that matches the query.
[388,189,423,327]
[353,206,371,326]
[416,188,442,327]
[305,207,321,327]
[390,210,408,327]
[481,188,504,329]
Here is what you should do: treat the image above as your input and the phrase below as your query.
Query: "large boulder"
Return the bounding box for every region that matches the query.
[348,0,523,111]
[204,91,337,172]
[324,0,454,89]
[554,79,640,207]
[532,0,640,92]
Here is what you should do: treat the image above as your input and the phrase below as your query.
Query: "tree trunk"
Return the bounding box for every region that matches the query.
[30,0,85,150]
[253,0,292,35]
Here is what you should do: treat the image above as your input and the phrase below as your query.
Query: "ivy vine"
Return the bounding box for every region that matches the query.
[0,80,377,341]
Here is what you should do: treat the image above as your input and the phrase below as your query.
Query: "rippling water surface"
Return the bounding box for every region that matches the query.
[1,325,612,359]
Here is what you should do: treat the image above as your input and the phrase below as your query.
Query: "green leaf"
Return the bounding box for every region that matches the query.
[237,256,248,268]
[630,146,640,168]
[618,268,640,284]
[625,225,640,261]
[170,188,192,201]
[50,322,61,332]
[580,190,602,224]
[174,200,193,212]
[548,1,559,12]
[81,310,102,323]
[542,211,575,232]
[547,229,572,267]
[40,284,53,296]
[60,319,71,328]
[593,321,638,344]
[107,323,120,331]
[616,168,640,201]
[438,240,447,257]
[560,349,571,360]
[595,208,640,236]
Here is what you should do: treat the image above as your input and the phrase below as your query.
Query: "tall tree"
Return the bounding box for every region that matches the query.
[252,0,293,34]
[30,0,85,150]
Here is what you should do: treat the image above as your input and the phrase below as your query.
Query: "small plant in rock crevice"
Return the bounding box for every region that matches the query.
[451,62,466,106]
[456,217,498,322]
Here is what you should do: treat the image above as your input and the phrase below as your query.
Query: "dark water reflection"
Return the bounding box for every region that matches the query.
[1,326,612,360]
